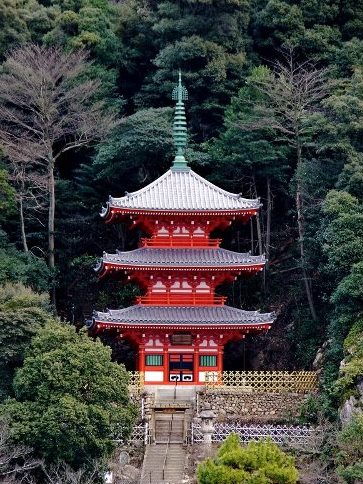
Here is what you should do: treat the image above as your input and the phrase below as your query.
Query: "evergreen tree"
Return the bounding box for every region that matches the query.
[3,321,136,467]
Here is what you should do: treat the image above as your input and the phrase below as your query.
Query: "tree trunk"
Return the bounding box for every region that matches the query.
[48,160,56,307]
[250,217,254,254]
[295,139,317,321]
[252,176,263,255]
[256,212,263,256]
[263,177,272,292]
[19,196,28,253]
[266,177,272,266]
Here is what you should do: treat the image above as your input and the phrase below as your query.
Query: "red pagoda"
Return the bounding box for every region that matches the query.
[90,73,275,385]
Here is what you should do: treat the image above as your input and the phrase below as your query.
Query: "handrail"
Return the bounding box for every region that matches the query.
[136,294,226,306]
[174,379,178,401]
[162,417,173,480]
[140,237,222,248]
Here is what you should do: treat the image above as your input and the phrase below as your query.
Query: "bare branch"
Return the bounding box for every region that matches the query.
[0,43,118,273]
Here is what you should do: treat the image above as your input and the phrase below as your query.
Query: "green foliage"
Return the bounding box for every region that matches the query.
[0,168,15,222]
[3,321,136,467]
[119,0,250,137]
[209,66,288,191]
[335,319,363,401]
[336,415,363,483]
[0,247,50,293]
[92,107,174,192]
[0,283,53,400]
[321,191,363,289]
[197,434,298,484]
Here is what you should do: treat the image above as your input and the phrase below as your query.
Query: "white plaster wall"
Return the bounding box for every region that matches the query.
[145,371,164,382]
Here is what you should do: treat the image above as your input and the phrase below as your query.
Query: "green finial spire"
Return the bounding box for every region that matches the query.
[171,70,189,171]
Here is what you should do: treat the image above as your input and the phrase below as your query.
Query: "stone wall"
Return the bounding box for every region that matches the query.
[198,390,310,423]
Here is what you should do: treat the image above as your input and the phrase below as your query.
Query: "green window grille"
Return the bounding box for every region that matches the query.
[145,354,163,366]
[199,355,217,367]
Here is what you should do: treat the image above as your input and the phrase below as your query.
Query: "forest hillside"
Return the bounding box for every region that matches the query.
[0,0,363,481]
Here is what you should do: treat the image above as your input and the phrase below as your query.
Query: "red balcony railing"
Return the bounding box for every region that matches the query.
[136,294,226,306]
[140,237,222,248]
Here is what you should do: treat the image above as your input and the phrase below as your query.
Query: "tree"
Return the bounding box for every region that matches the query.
[0,283,52,400]
[0,44,117,303]
[197,433,299,484]
[118,0,251,138]
[237,49,331,322]
[92,107,174,194]
[3,321,136,468]
[209,66,289,277]
[0,416,41,483]
[251,0,341,60]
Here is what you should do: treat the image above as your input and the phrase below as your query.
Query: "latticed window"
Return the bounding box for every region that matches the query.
[199,355,217,367]
[145,354,163,366]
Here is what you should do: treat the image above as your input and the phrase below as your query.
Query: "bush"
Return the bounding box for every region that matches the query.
[197,434,299,484]
[336,415,363,483]
[0,283,53,400]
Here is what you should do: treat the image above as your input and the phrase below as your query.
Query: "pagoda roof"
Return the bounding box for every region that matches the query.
[101,168,260,217]
[97,248,265,273]
[90,305,275,330]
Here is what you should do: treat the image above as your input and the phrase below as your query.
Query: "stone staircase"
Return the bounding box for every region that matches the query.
[154,413,185,443]
[155,386,198,405]
[139,386,196,483]
[139,443,186,484]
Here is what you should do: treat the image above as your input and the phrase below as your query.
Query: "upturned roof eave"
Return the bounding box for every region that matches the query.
[90,306,276,328]
[100,204,260,220]
[97,261,265,273]
[90,320,274,330]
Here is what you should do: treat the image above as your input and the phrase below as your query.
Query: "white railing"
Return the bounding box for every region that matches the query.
[112,422,151,445]
[190,423,319,446]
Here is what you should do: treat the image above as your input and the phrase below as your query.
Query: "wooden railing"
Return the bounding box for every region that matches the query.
[140,237,222,248]
[136,294,226,306]
[128,371,144,390]
[205,371,318,394]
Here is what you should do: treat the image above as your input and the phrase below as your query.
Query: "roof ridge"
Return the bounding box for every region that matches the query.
[111,169,172,201]
[188,169,258,202]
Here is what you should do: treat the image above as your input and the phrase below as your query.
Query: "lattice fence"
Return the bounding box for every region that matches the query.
[205,371,318,393]
[112,423,150,445]
[128,371,144,390]
[190,423,319,446]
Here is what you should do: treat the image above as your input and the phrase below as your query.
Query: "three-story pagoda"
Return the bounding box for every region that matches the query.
[89,73,275,385]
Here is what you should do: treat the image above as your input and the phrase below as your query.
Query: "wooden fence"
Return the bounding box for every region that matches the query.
[204,371,318,393]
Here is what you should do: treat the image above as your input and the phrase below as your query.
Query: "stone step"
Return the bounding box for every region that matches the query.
[140,444,186,484]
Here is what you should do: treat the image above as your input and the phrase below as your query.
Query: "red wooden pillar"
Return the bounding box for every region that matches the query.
[138,343,145,373]
[217,343,224,374]
[163,335,169,383]
[194,336,200,383]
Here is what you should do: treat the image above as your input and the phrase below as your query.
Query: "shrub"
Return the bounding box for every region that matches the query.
[197,434,299,484]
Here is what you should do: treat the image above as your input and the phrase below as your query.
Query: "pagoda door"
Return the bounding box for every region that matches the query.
[169,354,194,382]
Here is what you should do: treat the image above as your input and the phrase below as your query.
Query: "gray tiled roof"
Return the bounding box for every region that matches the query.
[101,169,260,214]
[91,305,275,328]
[99,248,265,269]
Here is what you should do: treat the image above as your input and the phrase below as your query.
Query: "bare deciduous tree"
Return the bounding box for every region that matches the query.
[240,47,331,321]
[0,418,41,483]
[0,44,118,304]
[41,462,102,484]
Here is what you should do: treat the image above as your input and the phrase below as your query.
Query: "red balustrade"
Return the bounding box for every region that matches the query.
[136,293,226,306]
[140,236,222,248]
